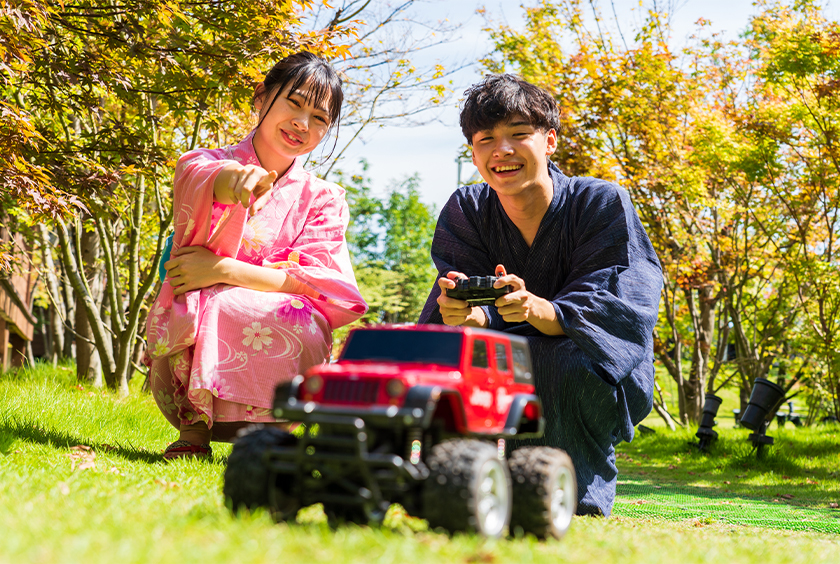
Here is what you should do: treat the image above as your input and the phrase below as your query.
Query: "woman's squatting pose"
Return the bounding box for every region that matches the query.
[144,52,367,460]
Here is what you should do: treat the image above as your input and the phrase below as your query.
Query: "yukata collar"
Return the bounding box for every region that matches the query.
[546,160,570,216]
[234,129,304,188]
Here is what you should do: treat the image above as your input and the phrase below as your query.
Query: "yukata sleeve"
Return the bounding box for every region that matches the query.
[418,189,500,325]
[261,183,367,329]
[158,149,247,307]
[170,149,248,257]
[146,148,246,360]
[550,180,662,386]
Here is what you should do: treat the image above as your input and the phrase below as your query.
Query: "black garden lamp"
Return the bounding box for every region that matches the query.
[740,377,786,458]
[695,393,722,452]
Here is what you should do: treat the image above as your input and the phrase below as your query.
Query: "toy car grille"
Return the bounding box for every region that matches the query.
[323,379,380,403]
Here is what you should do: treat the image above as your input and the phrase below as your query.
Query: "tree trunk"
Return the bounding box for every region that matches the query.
[73,224,105,386]
[707,302,730,393]
[652,400,677,431]
[658,280,689,423]
[38,225,65,364]
[38,307,53,365]
[681,286,717,424]
[58,257,76,360]
[830,353,840,420]
[75,294,101,384]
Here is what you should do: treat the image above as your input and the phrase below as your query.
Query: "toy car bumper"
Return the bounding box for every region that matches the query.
[273,378,442,429]
[274,399,436,429]
[273,378,545,439]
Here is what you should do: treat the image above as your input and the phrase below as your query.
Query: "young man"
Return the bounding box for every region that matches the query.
[418,74,663,516]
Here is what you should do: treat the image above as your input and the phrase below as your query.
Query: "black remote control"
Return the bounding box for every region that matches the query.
[446,276,512,306]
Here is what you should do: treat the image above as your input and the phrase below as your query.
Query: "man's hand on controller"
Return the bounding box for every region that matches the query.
[493,265,564,335]
[436,271,489,327]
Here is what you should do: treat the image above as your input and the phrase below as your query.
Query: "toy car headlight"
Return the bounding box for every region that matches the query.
[385,379,406,398]
[304,375,324,394]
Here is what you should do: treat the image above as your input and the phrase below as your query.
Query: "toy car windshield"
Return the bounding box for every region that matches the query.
[341,329,463,366]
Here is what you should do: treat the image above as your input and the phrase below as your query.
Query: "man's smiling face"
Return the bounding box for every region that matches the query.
[470,117,557,197]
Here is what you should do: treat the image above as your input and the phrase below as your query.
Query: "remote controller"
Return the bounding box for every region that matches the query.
[446,276,512,306]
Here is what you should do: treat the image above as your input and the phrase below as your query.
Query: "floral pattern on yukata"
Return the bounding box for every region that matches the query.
[242,322,273,351]
[241,216,272,257]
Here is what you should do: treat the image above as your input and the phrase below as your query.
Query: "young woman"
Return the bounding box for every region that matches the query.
[145,51,367,460]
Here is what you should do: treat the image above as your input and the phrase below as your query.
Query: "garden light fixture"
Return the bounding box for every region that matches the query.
[694,393,722,452]
[740,377,786,458]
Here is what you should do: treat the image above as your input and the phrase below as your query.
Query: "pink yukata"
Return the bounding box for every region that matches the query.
[145,130,367,430]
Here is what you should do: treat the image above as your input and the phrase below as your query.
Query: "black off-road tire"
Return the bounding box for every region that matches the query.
[509,447,577,539]
[422,439,512,537]
[223,425,299,520]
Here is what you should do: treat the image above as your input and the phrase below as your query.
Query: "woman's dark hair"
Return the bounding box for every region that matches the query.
[460,74,559,144]
[256,51,343,132]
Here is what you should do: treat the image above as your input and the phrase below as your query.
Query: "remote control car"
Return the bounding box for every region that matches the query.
[446,276,512,306]
[223,324,576,538]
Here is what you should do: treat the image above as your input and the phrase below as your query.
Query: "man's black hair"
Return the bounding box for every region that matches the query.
[460,74,559,145]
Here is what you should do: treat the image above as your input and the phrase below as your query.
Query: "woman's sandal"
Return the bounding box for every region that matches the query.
[163,440,213,461]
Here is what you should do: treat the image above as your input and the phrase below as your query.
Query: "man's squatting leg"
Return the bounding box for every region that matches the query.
[508,336,624,517]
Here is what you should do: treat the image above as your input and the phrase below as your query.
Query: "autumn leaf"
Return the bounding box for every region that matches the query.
[154,480,180,489]
[64,445,96,471]
[466,552,496,563]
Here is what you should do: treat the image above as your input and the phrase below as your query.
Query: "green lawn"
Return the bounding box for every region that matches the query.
[1,364,839,564]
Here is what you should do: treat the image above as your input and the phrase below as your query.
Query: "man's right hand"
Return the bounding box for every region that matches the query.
[436,271,488,327]
[214,163,278,216]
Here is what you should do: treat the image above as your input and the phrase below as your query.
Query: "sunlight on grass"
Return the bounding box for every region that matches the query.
[1,363,839,564]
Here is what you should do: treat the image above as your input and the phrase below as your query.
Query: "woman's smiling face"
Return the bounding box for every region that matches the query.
[252,80,333,171]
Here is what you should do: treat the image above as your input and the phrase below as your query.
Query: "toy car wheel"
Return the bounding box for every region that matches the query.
[423,439,512,538]
[223,425,299,520]
[509,446,577,539]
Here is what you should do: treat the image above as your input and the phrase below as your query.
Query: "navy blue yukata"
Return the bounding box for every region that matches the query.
[418,161,663,516]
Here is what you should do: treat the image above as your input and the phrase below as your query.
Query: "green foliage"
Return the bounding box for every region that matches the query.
[336,164,438,326]
[2,0,356,389]
[483,0,840,424]
[4,0,458,386]
[377,175,438,321]
[0,1,81,244]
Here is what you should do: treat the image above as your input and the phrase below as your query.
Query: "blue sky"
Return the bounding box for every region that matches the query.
[333,1,840,211]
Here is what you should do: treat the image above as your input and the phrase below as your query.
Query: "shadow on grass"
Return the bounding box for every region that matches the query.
[0,416,165,464]
[0,429,14,455]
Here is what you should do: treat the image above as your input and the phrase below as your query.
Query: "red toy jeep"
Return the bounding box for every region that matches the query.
[223,324,577,538]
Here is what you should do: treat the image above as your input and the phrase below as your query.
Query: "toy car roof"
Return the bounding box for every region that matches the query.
[347,323,531,346]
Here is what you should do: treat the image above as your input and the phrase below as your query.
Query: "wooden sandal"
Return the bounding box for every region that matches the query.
[163,440,212,461]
